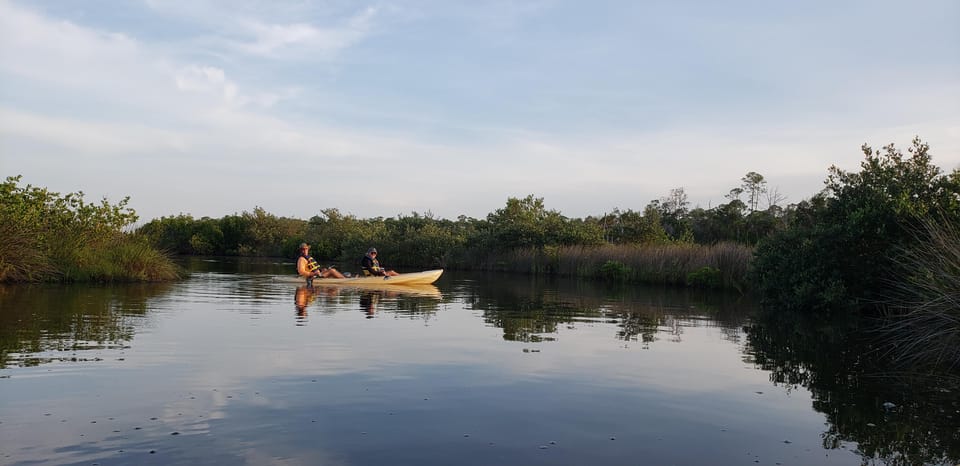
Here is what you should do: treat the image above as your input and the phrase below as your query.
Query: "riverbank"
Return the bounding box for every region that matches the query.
[0,176,180,283]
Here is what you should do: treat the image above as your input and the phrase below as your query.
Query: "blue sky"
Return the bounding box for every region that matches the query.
[1,0,957,222]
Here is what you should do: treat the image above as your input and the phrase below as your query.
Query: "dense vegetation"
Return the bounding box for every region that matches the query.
[751,137,960,315]
[138,177,781,289]
[5,137,956,326]
[134,137,959,313]
[0,176,179,282]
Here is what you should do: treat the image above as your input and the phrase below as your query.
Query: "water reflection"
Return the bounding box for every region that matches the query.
[448,272,754,345]
[2,262,959,465]
[293,286,314,324]
[0,282,174,368]
[746,309,960,465]
[175,256,293,275]
[291,284,443,323]
[358,290,378,318]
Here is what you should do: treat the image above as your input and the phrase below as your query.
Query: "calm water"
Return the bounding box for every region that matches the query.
[1,258,957,466]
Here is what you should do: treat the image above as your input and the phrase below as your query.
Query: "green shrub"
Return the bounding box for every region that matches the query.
[1,176,179,283]
[599,260,632,282]
[752,138,960,315]
[686,266,721,288]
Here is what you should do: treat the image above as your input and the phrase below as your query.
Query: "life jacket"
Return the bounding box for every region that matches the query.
[361,255,382,276]
[300,253,321,273]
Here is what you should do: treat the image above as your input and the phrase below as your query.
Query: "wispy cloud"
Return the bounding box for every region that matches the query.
[1,0,957,221]
[231,7,378,58]
[0,1,141,86]
[142,0,380,59]
[0,107,187,156]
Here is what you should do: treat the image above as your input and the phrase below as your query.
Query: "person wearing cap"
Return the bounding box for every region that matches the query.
[297,243,345,285]
[360,247,399,277]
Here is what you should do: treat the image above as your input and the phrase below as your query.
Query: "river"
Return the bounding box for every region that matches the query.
[0,257,956,465]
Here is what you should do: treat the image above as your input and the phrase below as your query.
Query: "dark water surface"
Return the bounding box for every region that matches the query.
[1,258,957,465]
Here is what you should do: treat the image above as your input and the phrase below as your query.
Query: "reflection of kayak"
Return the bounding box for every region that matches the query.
[316,283,442,298]
[279,269,443,286]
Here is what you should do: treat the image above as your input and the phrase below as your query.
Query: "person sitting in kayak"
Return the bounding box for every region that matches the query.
[360,247,399,277]
[297,243,345,285]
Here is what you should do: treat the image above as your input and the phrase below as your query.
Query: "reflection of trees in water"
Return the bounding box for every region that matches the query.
[746,310,960,465]
[458,273,754,344]
[176,256,291,275]
[385,292,444,320]
[0,283,172,368]
[614,310,660,345]
[482,298,568,342]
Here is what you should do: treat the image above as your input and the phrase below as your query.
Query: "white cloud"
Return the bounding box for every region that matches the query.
[1,0,957,221]
[0,107,187,155]
[174,65,242,105]
[0,1,141,86]
[234,7,377,58]
[143,0,380,59]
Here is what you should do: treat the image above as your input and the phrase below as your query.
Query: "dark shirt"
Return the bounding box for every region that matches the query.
[360,255,384,276]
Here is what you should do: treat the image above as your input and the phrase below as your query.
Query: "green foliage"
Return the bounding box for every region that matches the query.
[590,207,669,244]
[0,210,56,281]
[741,171,767,212]
[482,195,550,250]
[0,175,178,282]
[132,192,754,290]
[752,137,960,314]
[244,207,305,256]
[599,260,632,282]
[1,175,139,248]
[686,266,721,288]
[139,208,305,257]
[139,214,198,254]
[481,195,604,252]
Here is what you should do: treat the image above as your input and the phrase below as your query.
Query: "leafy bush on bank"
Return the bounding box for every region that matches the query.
[751,137,960,315]
[0,176,180,283]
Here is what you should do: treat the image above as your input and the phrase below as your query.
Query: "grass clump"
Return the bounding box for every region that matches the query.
[686,266,722,288]
[599,260,632,282]
[880,217,960,371]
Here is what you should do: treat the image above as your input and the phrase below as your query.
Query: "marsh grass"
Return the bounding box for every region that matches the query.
[1,230,180,283]
[480,242,753,291]
[57,234,181,282]
[0,221,58,282]
[879,217,960,371]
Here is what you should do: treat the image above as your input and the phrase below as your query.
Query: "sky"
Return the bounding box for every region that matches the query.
[1,0,958,223]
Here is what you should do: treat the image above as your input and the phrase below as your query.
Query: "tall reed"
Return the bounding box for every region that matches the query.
[880,217,960,371]
[477,242,753,291]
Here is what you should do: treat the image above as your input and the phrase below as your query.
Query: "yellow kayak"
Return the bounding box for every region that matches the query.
[280,269,443,286]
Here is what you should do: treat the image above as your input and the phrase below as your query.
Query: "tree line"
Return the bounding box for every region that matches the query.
[4,137,958,324]
[136,137,960,319]
[137,171,790,265]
